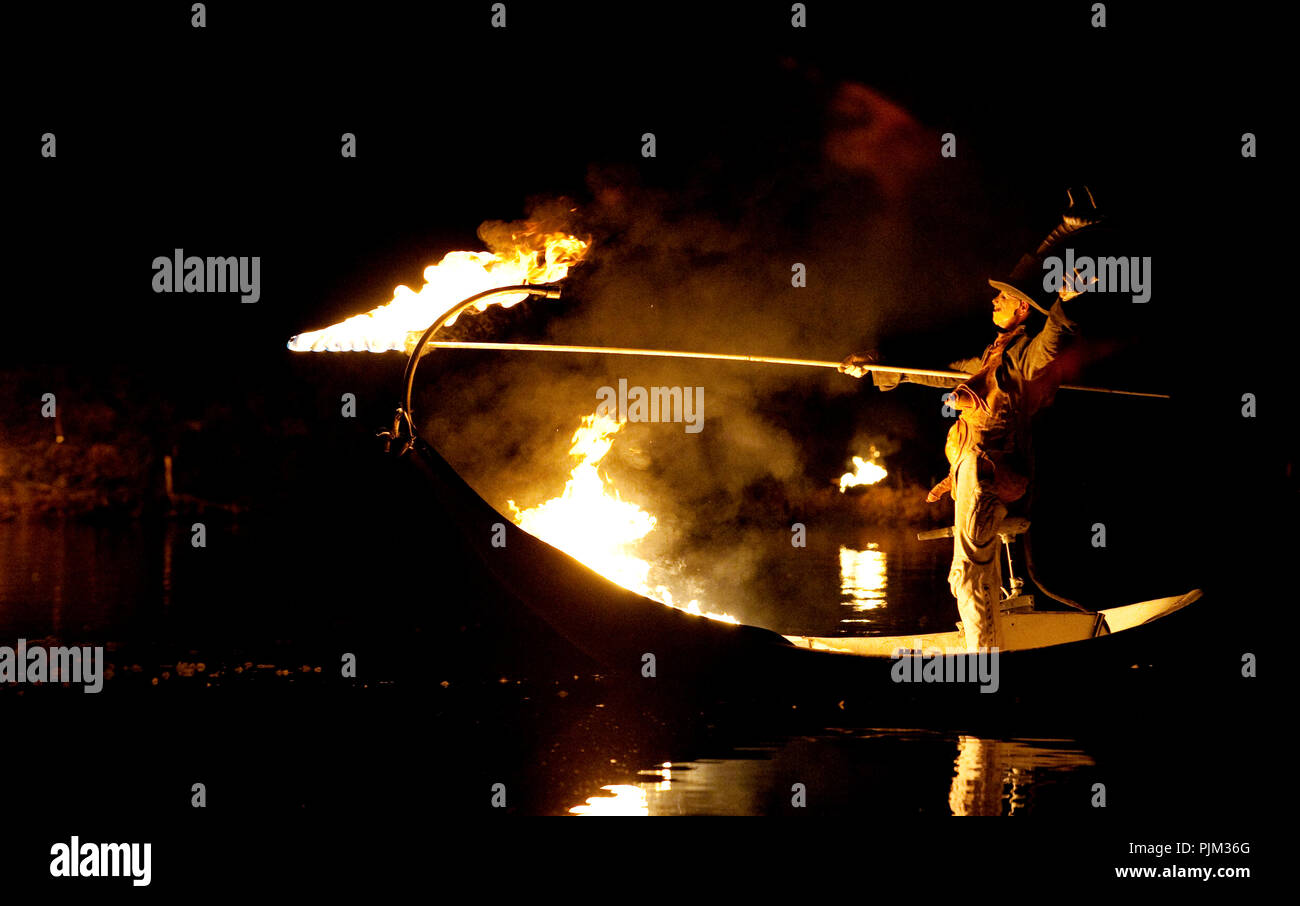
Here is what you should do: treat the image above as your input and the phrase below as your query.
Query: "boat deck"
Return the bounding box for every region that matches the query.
[782,590,1202,656]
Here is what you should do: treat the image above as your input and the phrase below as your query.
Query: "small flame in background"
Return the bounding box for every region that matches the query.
[838,448,887,492]
[288,227,590,354]
[509,414,737,624]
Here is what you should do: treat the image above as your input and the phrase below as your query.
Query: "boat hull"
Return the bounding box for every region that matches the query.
[400,437,1204,704]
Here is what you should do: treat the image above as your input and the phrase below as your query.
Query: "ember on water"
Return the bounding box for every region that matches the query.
[287,227,589,353]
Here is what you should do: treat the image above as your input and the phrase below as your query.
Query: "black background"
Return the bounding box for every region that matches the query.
[3,0,1287,892]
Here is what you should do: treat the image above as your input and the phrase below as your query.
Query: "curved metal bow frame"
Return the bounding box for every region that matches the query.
[379,283,563,456]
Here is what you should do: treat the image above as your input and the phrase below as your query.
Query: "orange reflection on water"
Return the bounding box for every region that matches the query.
[949,737,1096,816]
[839,543,887,611]
[569,784,649,816]
[568,764,676,815]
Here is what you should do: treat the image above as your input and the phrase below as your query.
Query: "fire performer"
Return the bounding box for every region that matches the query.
[840,190,1108,651]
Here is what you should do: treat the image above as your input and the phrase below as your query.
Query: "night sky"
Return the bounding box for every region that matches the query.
[12,1,1282,601]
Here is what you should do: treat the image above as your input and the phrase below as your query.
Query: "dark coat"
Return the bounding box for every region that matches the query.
[874,299,1081,502]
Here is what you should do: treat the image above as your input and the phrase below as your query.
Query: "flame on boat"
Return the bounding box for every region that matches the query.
[508,413,736,624]
[288,227,589,353]
[838,448,887,492]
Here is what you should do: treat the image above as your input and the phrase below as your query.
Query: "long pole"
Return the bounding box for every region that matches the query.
[423,340,1170,399]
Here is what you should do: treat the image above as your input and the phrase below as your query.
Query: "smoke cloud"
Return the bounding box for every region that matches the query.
[421,77,1026,626]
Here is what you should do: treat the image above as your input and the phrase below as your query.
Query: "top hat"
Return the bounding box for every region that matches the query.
[989,187,1109,314]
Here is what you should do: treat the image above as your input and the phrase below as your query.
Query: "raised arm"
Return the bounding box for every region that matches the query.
[1018,299,1080,381]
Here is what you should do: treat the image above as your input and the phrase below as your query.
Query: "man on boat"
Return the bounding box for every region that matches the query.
[839,191,1107,652]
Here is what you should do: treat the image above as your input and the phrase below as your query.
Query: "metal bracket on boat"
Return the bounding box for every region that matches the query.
[378,406,416,457]
[395,283,563,444]
[916,516,1093,614]
[380,283,562,457]
[1000,594,1037,614]
[1001,527,1025,600]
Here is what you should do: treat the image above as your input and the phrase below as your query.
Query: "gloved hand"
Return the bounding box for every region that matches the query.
[838,350,878,378]
[838,350,901,390]
[1058,267,1098,303]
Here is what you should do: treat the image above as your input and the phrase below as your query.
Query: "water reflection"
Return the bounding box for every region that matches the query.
[569,784,649,816]
[566,733,1096,816]
[566,757,775,816]
[823,533,952,638]
[162,519,177,608]
[839,543,887,616]
[948,737,1095,816]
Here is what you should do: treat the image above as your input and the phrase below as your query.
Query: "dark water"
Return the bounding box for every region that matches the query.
[566,733,1097,817]
[0,516,1238,822]
[0,519,951,654]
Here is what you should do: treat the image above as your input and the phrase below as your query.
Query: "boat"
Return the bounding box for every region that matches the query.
[386,285,1205,709]
[784,518,1200,656]
[784,590,1200,657]
[396,432,1203,707]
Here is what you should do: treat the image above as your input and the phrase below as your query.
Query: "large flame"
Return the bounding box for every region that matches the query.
[508,413,736,624]
[838,450,887,492]
[288,227,589,353]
